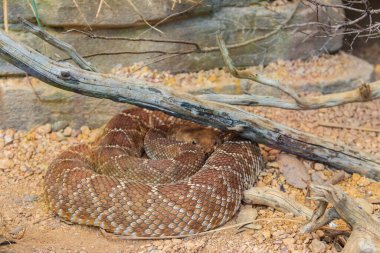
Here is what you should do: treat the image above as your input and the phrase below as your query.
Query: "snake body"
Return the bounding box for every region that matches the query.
[45,108,263,237]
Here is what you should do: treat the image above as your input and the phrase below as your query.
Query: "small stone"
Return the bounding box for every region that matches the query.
[50,132,59,141]
[80,126,91,135]
[310,239,326,253]
[314,163,325,171]
[63,127,72,137]
[283,237,295,245]
[37,124,52,135]
[351,173,361,182]
[4,135,13,145]
[277,154,311,189]
[0,158,13,169]
[315,230,324,238]
[262,230,271,240]
[24,195,38,203]
[267,162,279,168]
[9,226,25,239]
[273,230,286,237]
[88,128,102,143]
[51,121,69,132]
[236,207,258,229]
[56,132,65,141]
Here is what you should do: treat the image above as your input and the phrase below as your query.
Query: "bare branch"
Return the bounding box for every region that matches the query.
[215,36,380,110]
[19,18,97,72]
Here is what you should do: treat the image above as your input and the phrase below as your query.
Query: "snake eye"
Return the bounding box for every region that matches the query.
[192,140,197,145]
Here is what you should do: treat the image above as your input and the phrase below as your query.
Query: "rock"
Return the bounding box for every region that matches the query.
[311,172,325,184]
[354,198,374,214]
[314,163,325,171]
[4,135,13,145]
[63,127,72,137]
[80,126,91,136]
[0,1,344,75]
[51,121,69,132]
[277,154,311,189]
[9,226,25,239]
[283,237,295,245]
[262,230,271,241]
[0,158,13,169]
[24,195,38,203]
[310,239,326,253]
[36,124,52,135]
[56,132,65,141]
[236,207,258,229]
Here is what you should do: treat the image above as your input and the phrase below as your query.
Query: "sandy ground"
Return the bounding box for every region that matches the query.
[1,60,380,253]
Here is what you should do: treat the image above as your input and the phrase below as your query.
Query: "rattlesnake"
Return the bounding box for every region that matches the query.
[45,108,263,237]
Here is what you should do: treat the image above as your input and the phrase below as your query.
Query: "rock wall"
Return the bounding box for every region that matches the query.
[0,0,344,74]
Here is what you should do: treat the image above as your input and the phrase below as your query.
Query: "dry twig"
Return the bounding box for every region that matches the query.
[19,18,96,72]
[214,35,380,110]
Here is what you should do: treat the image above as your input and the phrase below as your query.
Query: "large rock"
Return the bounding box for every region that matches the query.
[0,0,278,28]
[0,1,343,74]
[0,78,126,130]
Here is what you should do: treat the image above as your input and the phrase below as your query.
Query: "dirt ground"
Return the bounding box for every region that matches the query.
[1,57,380,253]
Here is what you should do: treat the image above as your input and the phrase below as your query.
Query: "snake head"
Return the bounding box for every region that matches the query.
[173,127,223,155]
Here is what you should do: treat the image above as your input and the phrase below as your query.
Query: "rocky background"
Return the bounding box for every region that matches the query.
[0,0,343,74]
[0,0,375,130]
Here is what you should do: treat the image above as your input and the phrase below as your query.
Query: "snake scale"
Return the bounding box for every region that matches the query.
[45,108,263,237]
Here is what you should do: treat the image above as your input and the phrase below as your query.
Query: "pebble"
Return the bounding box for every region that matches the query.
[311,172,325,184]
[80,126,91,135]
[37,124,52,135]
[310,239,326,253]
[51,121,69,132]
[63,127,72,137]
[262,230,271,240]
[277,154,311,189]
[282,237,295,245]
[4,135,13,145]
[24,194,38,203]
[314,163,325,171]
[9,226,25,239]
[0,158,13,169]
[236,207,258,229]
[56,132,65,141]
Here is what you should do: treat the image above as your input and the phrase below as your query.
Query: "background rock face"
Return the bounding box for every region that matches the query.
[0,0,343,74]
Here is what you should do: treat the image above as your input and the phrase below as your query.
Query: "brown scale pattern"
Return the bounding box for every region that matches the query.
[45,108,264,237]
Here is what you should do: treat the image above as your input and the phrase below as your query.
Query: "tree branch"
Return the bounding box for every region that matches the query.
[19,18,97,72]
[0,31,379,180]
[216,35,380,110]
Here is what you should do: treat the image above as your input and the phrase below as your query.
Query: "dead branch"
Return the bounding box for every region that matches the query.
[216,36,380,110]
[305,0,380,42]
[304,184,380,253]
[243,187,313,219]
[19,18,96,72]
[0,31,379,181]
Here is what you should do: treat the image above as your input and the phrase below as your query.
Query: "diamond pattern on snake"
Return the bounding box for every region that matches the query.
[45,107,263,237]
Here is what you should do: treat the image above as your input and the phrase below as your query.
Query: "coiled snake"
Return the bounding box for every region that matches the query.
[45,108,263,237]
